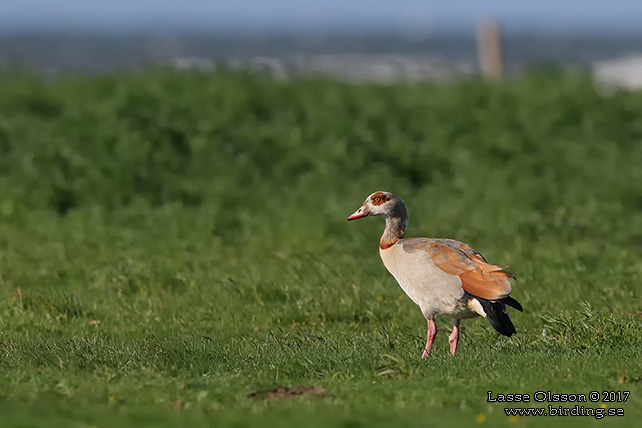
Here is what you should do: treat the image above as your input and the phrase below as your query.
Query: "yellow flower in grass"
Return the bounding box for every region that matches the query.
[476,413,487,423]
[508,415,520,423]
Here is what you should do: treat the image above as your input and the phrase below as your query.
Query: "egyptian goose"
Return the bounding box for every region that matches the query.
[348,191,522,358]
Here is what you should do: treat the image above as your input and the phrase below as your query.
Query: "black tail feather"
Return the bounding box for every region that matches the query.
[476,298,519,337]
[503,296,523,312]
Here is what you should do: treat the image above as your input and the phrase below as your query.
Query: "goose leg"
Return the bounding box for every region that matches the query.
[421,319,437,358]
[449,319,460,355]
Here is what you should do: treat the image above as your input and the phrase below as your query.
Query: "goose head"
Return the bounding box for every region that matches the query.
[347,191,405,221]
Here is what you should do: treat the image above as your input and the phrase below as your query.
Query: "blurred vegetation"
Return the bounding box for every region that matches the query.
[0,69,641,427]
[1,68,641,212]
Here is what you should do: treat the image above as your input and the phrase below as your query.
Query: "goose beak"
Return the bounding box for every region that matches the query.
[348,205,370,221]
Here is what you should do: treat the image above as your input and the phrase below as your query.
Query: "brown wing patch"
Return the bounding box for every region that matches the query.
[425,243,469,275]
[404,238,514,300]
[459,265,514,300]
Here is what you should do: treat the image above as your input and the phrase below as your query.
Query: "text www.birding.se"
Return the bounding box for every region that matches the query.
[503,406,624,419]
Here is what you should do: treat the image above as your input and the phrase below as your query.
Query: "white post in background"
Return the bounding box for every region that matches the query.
[477,19,504,81]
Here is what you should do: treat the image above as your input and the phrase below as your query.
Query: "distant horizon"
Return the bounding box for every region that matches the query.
[1,0,641,37]
[1,22,640,39]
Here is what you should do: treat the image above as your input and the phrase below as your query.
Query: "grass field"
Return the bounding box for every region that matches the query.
[0,68,641,427]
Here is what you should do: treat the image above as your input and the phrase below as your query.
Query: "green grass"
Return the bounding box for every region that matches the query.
[0,68,641,427]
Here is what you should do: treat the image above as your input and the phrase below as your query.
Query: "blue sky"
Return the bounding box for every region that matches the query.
[1,0,641,33]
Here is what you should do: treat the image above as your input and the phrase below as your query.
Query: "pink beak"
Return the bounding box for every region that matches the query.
[348,205,370,221]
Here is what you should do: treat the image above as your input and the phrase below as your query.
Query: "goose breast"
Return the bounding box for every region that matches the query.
[379,239,473,319]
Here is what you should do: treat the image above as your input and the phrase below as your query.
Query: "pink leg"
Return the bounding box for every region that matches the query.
[449,319,460,355]
[421,319,437,359]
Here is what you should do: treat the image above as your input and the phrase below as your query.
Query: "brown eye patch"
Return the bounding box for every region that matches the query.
[370,192,389,206]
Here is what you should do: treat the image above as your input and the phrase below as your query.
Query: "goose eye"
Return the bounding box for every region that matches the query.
[373,197,381,203]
